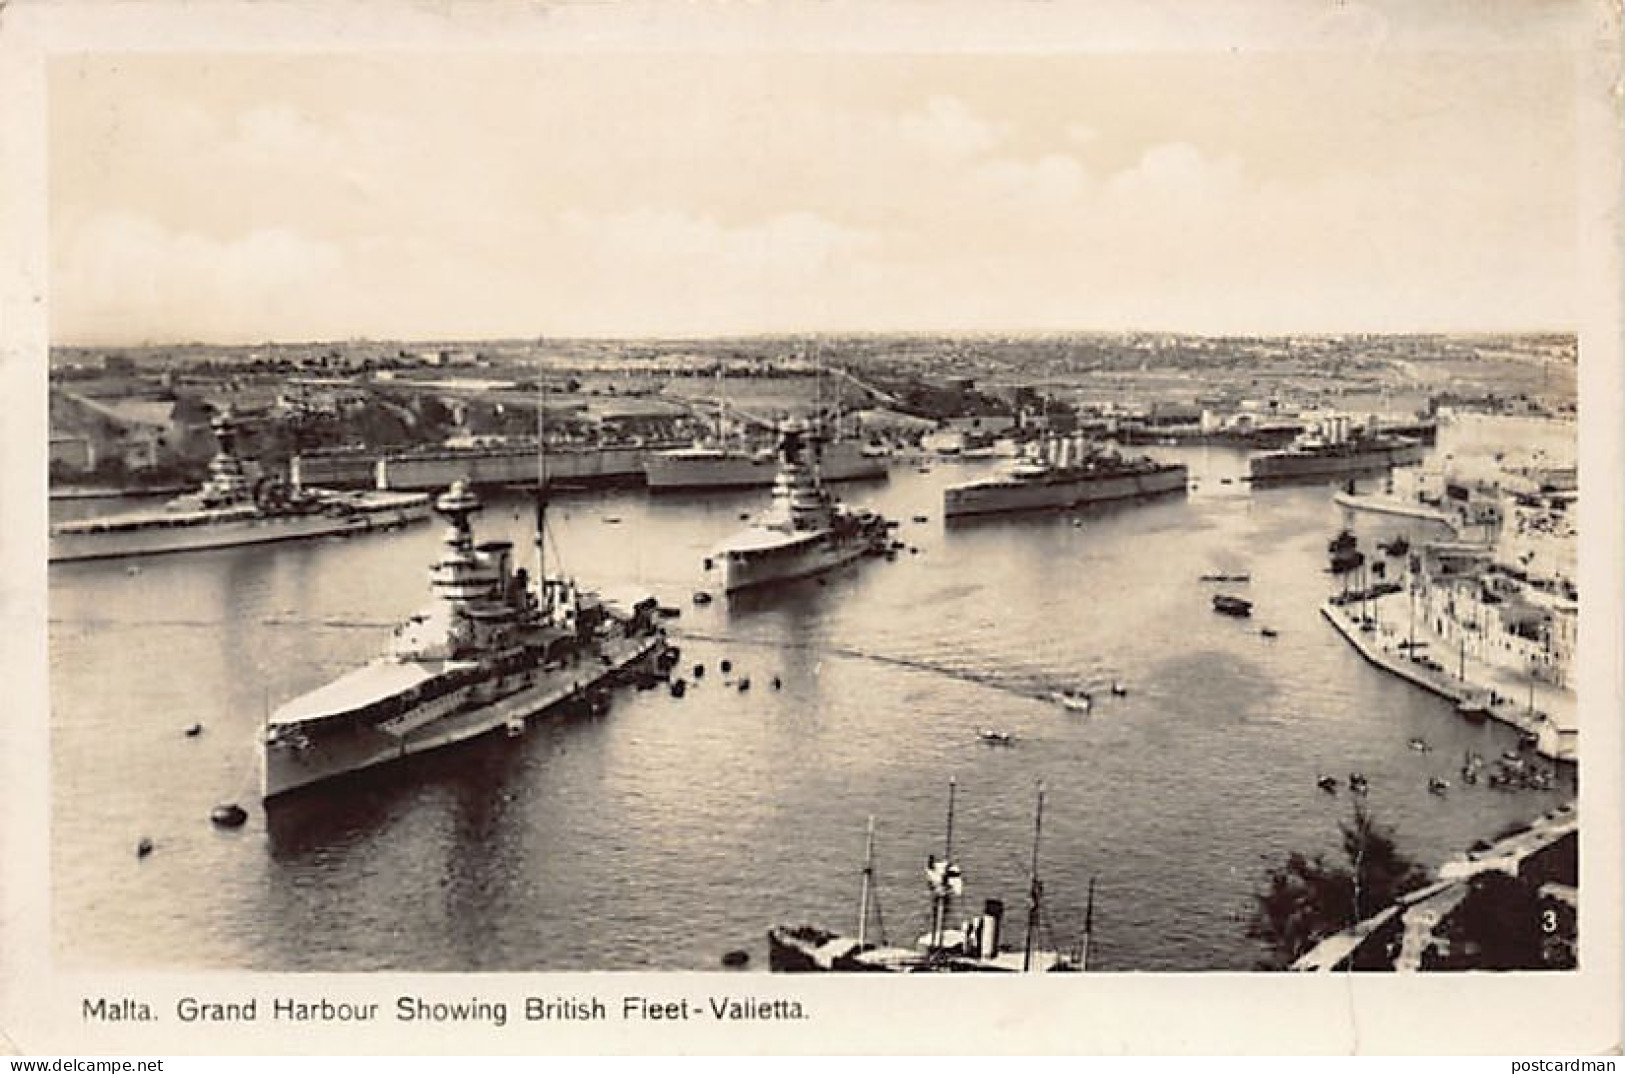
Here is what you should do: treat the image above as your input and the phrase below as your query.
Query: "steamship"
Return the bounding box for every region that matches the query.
[646,436,888,491]
[942,436,1188,519]
[709,419,891,593]
[1249,417,1426,483]
[259,480,667,800]
[50,409,431,563]
[768,782,1089,973]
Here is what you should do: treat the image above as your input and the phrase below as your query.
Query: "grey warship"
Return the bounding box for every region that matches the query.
[260,479,667,800]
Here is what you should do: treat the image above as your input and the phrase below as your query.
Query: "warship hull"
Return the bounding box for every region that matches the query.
[261,632,663,800]
[1250,441,1426,482]
[944,465,1188,519]
[49,494,431,563]
[648,441,886,491]
[720,532,875,593]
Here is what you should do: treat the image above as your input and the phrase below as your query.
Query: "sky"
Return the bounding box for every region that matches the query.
[48,27,1581,343]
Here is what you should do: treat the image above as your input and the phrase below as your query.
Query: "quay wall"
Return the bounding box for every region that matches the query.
[1319,600,1574,762]
[295,444,691,491]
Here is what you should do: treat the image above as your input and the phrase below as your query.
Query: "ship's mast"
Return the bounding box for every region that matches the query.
[930,778,957,951]
[535,353,548,593]
[1080,876,1096,972]
[857,815,876,948]
[1022,780,1045,972]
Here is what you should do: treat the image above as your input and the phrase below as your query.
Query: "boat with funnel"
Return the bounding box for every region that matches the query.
[50,408,431,563]
[647,436,887,491]
[708,419,891,593]
[767,781,1088,973]
[942,436,1187,519]
[260,394,668,800]
[1249,417,1425,483]
[259,480,667,800]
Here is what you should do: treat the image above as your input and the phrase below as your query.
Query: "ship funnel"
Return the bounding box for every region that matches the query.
[980,898,1004,958]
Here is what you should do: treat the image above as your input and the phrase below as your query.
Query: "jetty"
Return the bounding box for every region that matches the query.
[1319,598,1575,763]
[1332,489,1455,529]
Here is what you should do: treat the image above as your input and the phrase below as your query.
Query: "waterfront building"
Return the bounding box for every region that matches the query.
[1414,483,1577,691]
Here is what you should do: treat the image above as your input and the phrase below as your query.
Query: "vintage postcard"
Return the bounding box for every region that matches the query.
[1,0,1620,1056]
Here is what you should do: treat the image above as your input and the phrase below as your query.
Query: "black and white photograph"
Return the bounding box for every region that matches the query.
[2,0,1621,1056]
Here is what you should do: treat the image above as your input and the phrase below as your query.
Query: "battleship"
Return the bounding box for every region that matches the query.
[1248,417,1426,483]
[708,419,891,593]
[768,782,1088,973]
[259,478,668,800]
[50,409,432,563]
[646,435,887,491]
[942,436,1188,519]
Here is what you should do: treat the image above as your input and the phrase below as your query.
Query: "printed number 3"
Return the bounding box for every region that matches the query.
[1541,909,1558,933]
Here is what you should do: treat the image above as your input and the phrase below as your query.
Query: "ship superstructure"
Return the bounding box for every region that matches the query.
[50,408,431,563]
[943,436,1188,519]
[259,480,665,800]
[646,435,887,491]
[710,419,890,592]
[768,782,1087,973]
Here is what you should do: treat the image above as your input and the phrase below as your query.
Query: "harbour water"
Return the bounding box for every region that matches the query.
[49,435,1575,971]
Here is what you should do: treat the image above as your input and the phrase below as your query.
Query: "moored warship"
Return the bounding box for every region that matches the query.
[709,419,891,593]
[647,435,887,491]
[1248,417,1425,483]
[942,436,1188,519]
[259,479,668,800]
[50,409,431,563]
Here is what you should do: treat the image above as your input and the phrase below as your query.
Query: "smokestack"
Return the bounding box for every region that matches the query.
[980,899,1004,958]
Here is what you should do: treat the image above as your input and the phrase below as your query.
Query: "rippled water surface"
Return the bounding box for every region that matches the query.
[50,434,1575,971]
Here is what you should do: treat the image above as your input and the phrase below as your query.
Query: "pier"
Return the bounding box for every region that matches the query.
[1319,598,1575,762]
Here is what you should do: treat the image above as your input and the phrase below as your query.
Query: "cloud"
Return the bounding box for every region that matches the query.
[893,95,1004,159]
[1107,142,1245,202]
[1065,123,1098,146]
[55,213,349,342]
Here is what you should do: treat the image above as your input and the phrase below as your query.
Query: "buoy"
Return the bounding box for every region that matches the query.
[136,837,154,858]
[210,803,248,828]
[721,659,733,674]
[693,663,705,679]
[721,949,750,968]
[184,723,203,737]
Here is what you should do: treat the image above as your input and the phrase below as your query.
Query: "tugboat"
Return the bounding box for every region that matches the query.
[708,419,891,593]
[50,408,432,563]
[767,781,1087,973]
[259,400,667,801]
[1212,594,1254,618]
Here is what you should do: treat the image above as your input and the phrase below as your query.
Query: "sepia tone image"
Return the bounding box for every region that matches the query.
[32,4,1603,1002]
